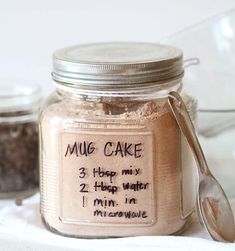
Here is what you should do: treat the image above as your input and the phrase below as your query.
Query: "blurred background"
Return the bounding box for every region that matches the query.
[1,0,235,93]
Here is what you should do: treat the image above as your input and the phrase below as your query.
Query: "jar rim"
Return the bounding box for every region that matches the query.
[0,79,42,113]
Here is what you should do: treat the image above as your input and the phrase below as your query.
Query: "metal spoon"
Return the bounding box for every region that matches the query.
[168,91,235,242]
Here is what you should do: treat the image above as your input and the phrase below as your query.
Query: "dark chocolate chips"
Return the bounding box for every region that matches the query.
[0,120,38,195]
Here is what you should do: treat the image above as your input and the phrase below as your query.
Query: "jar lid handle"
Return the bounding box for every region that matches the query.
[183,57,200,68]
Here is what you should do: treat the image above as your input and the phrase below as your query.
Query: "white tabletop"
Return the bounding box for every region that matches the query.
[0,193,235,251]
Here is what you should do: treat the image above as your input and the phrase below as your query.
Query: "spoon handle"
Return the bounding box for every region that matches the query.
[168,91,211,176]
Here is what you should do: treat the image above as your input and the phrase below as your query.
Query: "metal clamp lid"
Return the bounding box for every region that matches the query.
[52,42,184,90]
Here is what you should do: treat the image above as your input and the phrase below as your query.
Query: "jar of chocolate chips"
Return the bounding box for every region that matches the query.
[0,81,41,198]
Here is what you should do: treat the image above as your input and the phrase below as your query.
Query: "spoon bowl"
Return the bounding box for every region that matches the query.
[197,176,235,242]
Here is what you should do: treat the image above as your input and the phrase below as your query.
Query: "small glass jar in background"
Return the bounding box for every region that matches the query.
[0,80,41,198]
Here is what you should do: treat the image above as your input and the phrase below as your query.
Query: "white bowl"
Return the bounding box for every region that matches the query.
[162,9,235,112]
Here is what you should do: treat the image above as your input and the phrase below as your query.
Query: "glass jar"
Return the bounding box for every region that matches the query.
[0,81,41,198]
[39,42,197,237]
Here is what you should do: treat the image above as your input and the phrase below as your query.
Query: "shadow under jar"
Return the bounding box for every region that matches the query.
[39,42,197,238]
[0,82,41,198]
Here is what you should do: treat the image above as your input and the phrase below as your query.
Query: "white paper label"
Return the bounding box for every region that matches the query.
[59,130,156,225]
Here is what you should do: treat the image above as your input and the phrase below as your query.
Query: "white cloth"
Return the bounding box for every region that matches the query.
[0,194,235,251]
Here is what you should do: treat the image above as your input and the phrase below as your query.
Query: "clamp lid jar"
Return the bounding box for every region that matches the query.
[39,42,197,238]
[0,80,41,198]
